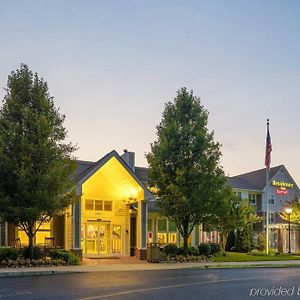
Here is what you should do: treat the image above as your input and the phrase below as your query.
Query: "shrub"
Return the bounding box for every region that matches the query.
[209,243,221,255]
[177,246,199,256]
[49,249,80,265]
[268,248,278,256]
[198,243,211,257]
[257,233,266,251]
[230,246,239,252]
[249,249,265,256]
[187,246,199,256]
[22,246,43,259]
[235,227,255,253]
[0,247,19,261]
[163,244,179,257]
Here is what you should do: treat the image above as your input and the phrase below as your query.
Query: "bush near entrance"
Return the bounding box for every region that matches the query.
[160,243,222,263]
[0,247,80,267]
[0,248,18,261]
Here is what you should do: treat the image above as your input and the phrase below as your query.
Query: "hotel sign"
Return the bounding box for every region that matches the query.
[272,180,294,195]
[272,180,294,188]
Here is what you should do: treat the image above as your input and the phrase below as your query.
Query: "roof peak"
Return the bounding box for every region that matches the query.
[230,165,284,178]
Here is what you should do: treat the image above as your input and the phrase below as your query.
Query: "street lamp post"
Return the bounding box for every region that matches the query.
[285,208,293,254]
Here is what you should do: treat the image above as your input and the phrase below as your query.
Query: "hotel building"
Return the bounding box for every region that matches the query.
[0,150,299,257]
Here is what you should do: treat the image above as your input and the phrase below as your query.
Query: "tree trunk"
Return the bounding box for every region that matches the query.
[183,235,188,258]
[182,222,189,258]
[220,231,228,252]
[28,223,34,260]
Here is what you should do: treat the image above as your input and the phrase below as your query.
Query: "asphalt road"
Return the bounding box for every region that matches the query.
[1,268,300,299]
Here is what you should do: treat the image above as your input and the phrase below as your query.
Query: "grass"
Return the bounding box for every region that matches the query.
[212,252,300,262]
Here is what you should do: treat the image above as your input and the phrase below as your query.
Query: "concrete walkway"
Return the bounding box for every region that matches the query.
[1,257,300,278]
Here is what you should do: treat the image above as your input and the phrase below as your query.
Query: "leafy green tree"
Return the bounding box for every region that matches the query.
[0,64,77,258]
[278,198,300,228]
[146,88,225,257]
[210,187,261,252]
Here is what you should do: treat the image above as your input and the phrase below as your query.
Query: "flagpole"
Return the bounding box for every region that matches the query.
[265,119,270,255]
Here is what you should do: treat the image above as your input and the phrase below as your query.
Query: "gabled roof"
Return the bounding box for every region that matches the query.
[74,151,153,199]
[227,165,283,191]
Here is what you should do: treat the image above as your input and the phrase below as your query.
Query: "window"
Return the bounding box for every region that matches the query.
[249,193,257,205]
[158,219,167,231]
[268,194,275,205]
[85,199,112,211]
[104,201,112,211]
[269,212,275,224]
[157,219,177,245]
[148,219,152,231]
[85,199,94,210]
[95,200,103,211]
[235,192,242,199]
[168,221,177,232]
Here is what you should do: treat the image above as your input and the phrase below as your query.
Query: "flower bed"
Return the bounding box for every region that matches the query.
[0,247,80,268]
[160,254,208,263]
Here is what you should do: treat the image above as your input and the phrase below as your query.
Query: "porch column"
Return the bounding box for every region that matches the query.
[152,218,157,243]
[72,201,81,254]
[136,200,147,259]
[139,200,147,249]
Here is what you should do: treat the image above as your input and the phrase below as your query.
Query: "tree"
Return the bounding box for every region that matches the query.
[0,64,77,258]
[146,88,225,257]
[278,198,300,228]
[209,186,261,252]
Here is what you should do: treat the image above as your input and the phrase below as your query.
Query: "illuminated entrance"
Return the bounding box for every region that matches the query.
[82,221,122,255]
[76,152,150,257]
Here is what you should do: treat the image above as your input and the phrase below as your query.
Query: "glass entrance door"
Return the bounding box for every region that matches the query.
[85,222,110,255]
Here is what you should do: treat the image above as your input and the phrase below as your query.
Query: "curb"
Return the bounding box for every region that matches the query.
[0,270,76,278]
[191,264,300,269]
[1,263,300,278]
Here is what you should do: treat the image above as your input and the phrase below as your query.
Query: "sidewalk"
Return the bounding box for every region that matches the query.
[1,257,300,278]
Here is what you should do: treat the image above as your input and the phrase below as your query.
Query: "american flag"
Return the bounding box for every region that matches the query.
[265,122,272,169]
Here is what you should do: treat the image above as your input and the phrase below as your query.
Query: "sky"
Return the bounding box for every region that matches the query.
[0,1,299,183]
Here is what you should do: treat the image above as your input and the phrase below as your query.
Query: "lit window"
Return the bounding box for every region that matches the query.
[85,199,94,210]
[168,233,177,243]
[95,200,103,211]
[157,233,167,244]
[104,201,112,211]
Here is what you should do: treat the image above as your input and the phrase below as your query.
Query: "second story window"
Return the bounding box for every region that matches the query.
[85,199,113,211]
[268,193,275,205]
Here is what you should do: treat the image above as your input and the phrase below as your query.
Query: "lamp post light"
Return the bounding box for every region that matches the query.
[285,207,293,254]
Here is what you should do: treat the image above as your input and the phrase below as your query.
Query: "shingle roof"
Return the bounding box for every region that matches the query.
[76,160,95,176]
[135,167,149,185]
[227,165,283,191]
[148,200,160,212]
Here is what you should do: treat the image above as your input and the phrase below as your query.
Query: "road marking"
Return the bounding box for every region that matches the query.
[77,275,268,300]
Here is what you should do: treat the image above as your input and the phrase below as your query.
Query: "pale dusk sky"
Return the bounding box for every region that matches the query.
[0,1,299,183]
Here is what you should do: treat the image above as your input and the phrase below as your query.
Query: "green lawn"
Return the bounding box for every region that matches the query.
[212,252,300,262]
